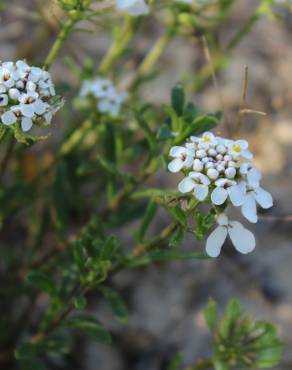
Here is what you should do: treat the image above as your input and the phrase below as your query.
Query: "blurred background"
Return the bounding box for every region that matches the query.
[1,0,292,369]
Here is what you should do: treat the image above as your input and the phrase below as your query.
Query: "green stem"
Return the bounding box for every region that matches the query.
[44,15,79,70]
[98,17,139,74]
[130,23,177,90]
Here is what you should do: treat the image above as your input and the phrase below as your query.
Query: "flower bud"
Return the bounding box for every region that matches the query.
[225,167,236,179]
[224,155,231,161]
[216,154,223,160]
[207,168,219,180]
[193,159,203,172]
[196,149,207,159]
[205,162,214,169]
[208,148,217,157]
[216,144,226,154]
[8,88,20,100]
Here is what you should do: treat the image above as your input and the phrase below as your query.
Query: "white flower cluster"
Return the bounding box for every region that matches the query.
[0,60,58,132]
[80,77,126,117]
[115,0,149,16]
[168,131,273,257]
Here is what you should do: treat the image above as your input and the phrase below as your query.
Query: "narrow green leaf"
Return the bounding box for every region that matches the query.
[127,250,208,267]
[219,299,241,338]
[26,271,55,295]
[137,198,158,242]
[99,286,128,323]
[63,316,111,343]
[171,83,185,116]
[204,298,218,332]
[169,205,187,227]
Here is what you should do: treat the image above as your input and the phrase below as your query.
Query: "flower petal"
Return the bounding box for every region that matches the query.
[241,194,257,223]
[178,177,194,193]
[169,146,185,158]
[206,226,228,258]
[228,221,256,254]
[247,167,261,187]
[21,117,33,132]
[211,187,228,205]
[254,187,273,209]
[193,184,208,201]
[228,183,246,207]
[1,110,17,125]
[168,158,183,173]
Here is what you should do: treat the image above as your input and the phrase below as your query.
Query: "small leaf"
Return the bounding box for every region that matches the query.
[26,271,55,295]
[167,352,183,370]
[204,298,218,332]
[99,286,128,323]
[168,227,184,248]
[171,83,185,116]
[137,198,158,242]
[15,342,36,359]
[169,205,187,227]
[63,316,111,343]
[127,250,208,267]
[219,299,241,338]
[73,296,87,309]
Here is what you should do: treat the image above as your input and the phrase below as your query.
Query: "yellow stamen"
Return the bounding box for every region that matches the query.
[202,136,210,142]
[232,145,241,153]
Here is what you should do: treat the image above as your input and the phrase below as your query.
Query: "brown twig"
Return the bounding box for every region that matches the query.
[234,64,249,138]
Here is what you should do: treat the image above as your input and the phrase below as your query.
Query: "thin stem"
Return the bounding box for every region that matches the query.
[98,17,139,74]
[0,135,15,180]
[130,22,177,90]
[234,64,249,138]
[44,15,79,70]
[201,35,232,136]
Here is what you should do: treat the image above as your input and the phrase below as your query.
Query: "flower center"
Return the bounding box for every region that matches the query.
[3,73,10,81]
[232,145,241,153]
[202,136,210,142]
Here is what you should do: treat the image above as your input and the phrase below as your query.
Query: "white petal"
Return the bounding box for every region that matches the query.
[183,155,193,168]
[116,0,136,8]
[34,100,48,115]
[20,104,35,118]
[211,187,228,205]
[169,146,185,158]
[21,117,33,132]
[228,183,246,207]
[206,226,228,258]
[242,150,253,160]
[228,221,256,254]
[254,187,273,209]
[247,167,261,187]
[168,158,183,173]
[1,110,17,125]
[178,177,194,193]
[193,184,208,201]
[241,194,257,223]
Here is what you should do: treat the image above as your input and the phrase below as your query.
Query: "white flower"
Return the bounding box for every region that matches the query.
[241,185,273,223]
[227,139,253,160]
[0,60,59,133]
[191,131,218,149]
[211,178,246,206]
[239,163,261,187]
[178,171,210,201]
[168,146,194,173]
[116,0,149,16]
[206,213,256,257]
[80,77,126,116]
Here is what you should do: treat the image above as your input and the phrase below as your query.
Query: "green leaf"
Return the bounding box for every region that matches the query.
[168,227,185,248]
[63,316,111,343]
[219,299,241,338]
[171,83,185,116]
[169,205,187,227]
[99,286,128,323]
[15,342,36,359]
[183,102,198,121]
[73,296,87,309]
[213,359,230,370]
[204,298,218,332]
[100,236,118,260]
[167,352,183,370]
[26,271,55,295]
[127,250,208,267]
[136,198,158,242]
